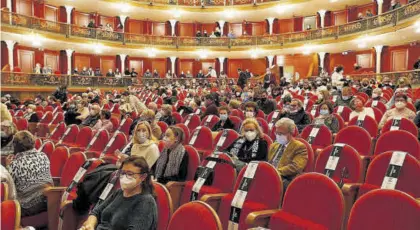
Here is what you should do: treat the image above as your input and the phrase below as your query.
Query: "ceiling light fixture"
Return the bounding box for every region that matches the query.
[275,5,292,14]
[144,47,158,57]
[250,48,263,58]
[223,9,237,19]
[118,2,131,13]
[198,49,209,59]
[170,8,183,18]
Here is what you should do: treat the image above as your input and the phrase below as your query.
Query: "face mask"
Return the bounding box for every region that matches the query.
[90,111,97,116]
[137,131,148,143]
[276,134,288,145]
[27,109,33,113]
[220,114,228,121]
[395,102,406,109]
[290,108,298,114]
[236,92,241,96]
[119,175,138,191]
[163,136,174,148]
[319,109,329,115]
[245,111,254,118]
[245,131,257,141]
[342,96,350,100]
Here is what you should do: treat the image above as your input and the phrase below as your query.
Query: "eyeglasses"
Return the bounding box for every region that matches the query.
[119,170,144,179]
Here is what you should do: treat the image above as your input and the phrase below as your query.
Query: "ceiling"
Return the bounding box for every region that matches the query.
[2,24,419,58]
[46,0,371,23]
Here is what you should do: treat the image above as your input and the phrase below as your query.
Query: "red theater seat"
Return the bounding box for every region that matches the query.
[110,117,120,132]
[1,182,9,201]
[228,116,242,131]
[39,141,55,159]
[71,129,109,153]
[180,153,236,208]
[183,114,201,132]
[46,122,66,142]
[374,130,420,159]
[212,129,240,152]
[365,100,387,114]
[247,173,345,230]
[167,201,222,230]
[49,146,70,177]
[381,117,418,137]
[157,121,169,135]
[201,115,220,130]
[256,117,269,134]
[175,123,190,145]
[335,126,373,156]
[295,137,315,172]
[1,200,20,230]
[154,182,173,230]
[118,117,133,137]
[16,118,28,131]
[348,115,378,138]
[371,107,383,122]
[203,162,282,230]
[347,190,420,230]
[35,138,42,150]
[333,106,352,122]
[88,131,127,158]
[231,109,245,120]
[63,126,93,148]
[57,125,80,146]
[188,126,214,153]
[172,112,183,124]
[300,125,333,155]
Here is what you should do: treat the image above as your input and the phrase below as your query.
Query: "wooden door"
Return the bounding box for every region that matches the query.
[18,49,34,73]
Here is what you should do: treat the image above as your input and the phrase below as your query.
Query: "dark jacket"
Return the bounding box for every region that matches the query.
[237,72,247,89]
[64,108,82,125]
[225,138,268,163]
[257,99,276,115]
[81,114,100,127]
[52,88,67,103]
[159,115,176,126]
[281,108,311,132]
[358,86,373,97]
[212,118,235,131]
[201,104,219,120]
[335,95,353,107]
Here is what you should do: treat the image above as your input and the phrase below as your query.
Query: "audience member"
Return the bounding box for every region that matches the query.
[155,126,188,184]
[280,99,311,132]
[212,106,235,131]
[159,104,176,126]
[6,131,52,216]
[379,94,416,128]
[335,86,353,107]
[1,103,12,122]
[24,104,39,123]
[81,104,101,127]
[93,110,113,132]
[256,90,276,114]
[1,120,16,156]
[349,97,375,120]
[269,118,308,190]
[80,156,157,230]
[312,102,339,133]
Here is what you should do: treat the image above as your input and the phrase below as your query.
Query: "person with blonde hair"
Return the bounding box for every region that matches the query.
[1,103,12,122]
[24,104,39,123]
[115,121,160,168]
[159,104,176,126]
[1,120,17,156]
[224,118,268,164]
[228,99,241,110]
[130,109,162,139]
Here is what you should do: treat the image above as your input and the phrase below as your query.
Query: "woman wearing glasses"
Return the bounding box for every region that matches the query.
[80,156,157,230]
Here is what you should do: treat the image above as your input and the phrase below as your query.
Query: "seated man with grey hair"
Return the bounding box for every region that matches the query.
[268,118,308,191]
[1,120,17,156]
[81,104,101,127]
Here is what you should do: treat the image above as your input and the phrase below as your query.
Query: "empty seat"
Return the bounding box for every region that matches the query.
[154,182,173,230]
[256,117,269,134]
[183,114,201,132]
[157,121,169,135]
[374,130,420,159]
[63,126,93,148]
[172,112,183,124]
[118,117,133,137]
[335,126,373,156]
[333,106,352,122]
[381,117,418,137]
[167,201,222,230]
[188,126,214,152]
[347,190,420,230]
[231,109,245,120]
[110,117,120,132]
[348,115,378,138]
[200,115,220,130]
[365,100,387,113]
[1,200,21,230]
[247,173,345,230]
[71,129,109,153]
[89,131,127,158]
[47,122,66,142]
[207,161,282,230]
[180,153,236,207]
[212,129,240,152]
[315,144,364,184]
[49,146,70,177]
[57,125,80,146]
[295,137,315,172]
[228,116,242,131]
[16,118,28,131]
[39,141,55,159]
[300,125,333,154]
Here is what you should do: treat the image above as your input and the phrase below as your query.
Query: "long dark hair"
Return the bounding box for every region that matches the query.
[120,156,156,198]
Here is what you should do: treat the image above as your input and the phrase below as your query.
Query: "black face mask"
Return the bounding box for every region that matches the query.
[1,135,12,147]
[362,83,368,87]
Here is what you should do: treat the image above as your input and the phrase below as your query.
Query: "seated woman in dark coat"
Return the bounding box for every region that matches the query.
[212,106,235,131]
[224,118,268,164]
[24,104,40,123]
[159,104,176,126]
[154,126,189,184]
[279,99,311,132]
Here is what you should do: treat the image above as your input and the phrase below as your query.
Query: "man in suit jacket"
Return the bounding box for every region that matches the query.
[268,118,308,191]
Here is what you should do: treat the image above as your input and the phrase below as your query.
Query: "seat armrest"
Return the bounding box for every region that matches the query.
[60,200,87,230]
[342,183,361,230]
[44,186,66,230]
[166,181,186,211]
[52,177,61,186]
[315,149,322,158]
[245,209,278,228]
[342,183,361,196]
[200,193,228,212]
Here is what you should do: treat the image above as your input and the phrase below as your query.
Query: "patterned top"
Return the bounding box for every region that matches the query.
[8,149,53,209]
[379,107,416,128]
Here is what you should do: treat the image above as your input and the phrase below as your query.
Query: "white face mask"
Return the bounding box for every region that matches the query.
[245,131,257,141]
[245,111,254,118]
[372,93,379,98]
[276,134,288,145]
[395,102,406,109]
[119,175,138,191]
[220,114,228,121]
[27,109,33,113]
[137,131,148,143]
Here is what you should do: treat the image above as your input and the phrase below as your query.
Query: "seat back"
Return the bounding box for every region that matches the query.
[212,129,240,151]
[374,130,420,159]
[157,121,169,135]
[358,151,420,198]
[70,126,93,147]
[35,138,42,150]
[1,200,20,230]
[371,107,383,122]
[40,141,55,159]
[16,118,28,130]
[60,152,88,187]
[333,106,352,122]
[228,116,242,131]
[51,112,64,125]
[262,134,273,147]
[348,115,378,138]
[315,144,363,183]
[335,126,372,156]
[172,112,183,124]
[219,162,282,230]
[381,117,418,137]
[60,125,80,144]
[49,146,70,177]
[332,113,345,131]
[300,125,333,150]
[154,182,173,230]
[50,122,66,141]
[188,126,213,151]
[365,100,387,113]
[103,132,127,155]
[183,145,201,181]
[295,138,315,172]
[110,117,120,132]
[348,190,420,230]
[256,117,269,134]
[200,115,220,130]
[39,111,53,124]
[183,114,201,132]
[175,123,190,145]
[118,118,133,136]
[231,109,245,120]
[271,173,344,230]
[1,182,8,201]
[168,201,222,230]
[87,129,109,152]
[180,153,236,206]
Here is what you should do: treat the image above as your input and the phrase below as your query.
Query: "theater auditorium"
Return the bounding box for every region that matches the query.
[1,0,420,229]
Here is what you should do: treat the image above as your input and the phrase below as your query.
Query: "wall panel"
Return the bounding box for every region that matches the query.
[18,49,34,73]
[74,11,90,27]
[391,50,408,71]
[356,53,373,68]
[45,5,57,22]
[100,16,115,29]
[179,60,194,74]
[44,53,59,72]
[252,23,264,36]
[283,54,318,78]
[278,19,293,34]
[16,0,33,16]
[333,10,347,25]
[179,23,194,37]
[152,22,166,36]
[151,59,166,76]
[201,60,216,75]
[129,60,143,75]
[230,23,243,37]
[100,57,115,75]
[74,55,91,70]
[128,20,145,34]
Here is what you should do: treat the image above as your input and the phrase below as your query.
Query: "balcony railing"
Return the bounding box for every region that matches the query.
[1,0,419,48]
[344,70,420,85]
[131,0,265,7]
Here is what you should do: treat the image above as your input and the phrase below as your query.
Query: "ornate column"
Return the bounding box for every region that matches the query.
[65,49,74,75]
[5,40,16,71]
[374,45,383,74]
[267,17,276,35]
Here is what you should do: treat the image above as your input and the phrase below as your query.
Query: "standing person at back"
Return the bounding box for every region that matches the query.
[237,68,247,89]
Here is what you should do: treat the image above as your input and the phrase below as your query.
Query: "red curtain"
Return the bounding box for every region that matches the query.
[59,50,67,74]
[293,17,303,32]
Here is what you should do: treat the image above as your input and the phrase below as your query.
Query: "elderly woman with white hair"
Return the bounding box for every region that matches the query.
[268,118,308,191]
[1,120,17,156]
[224,118,268,165]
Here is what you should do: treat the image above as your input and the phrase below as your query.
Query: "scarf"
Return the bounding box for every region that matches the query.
[131,139,155,157]
[155,144,185,179]
[229,137,260,161]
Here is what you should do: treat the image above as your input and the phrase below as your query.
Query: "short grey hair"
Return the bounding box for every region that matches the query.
[275,118,296,134]
[291,99,303,108]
